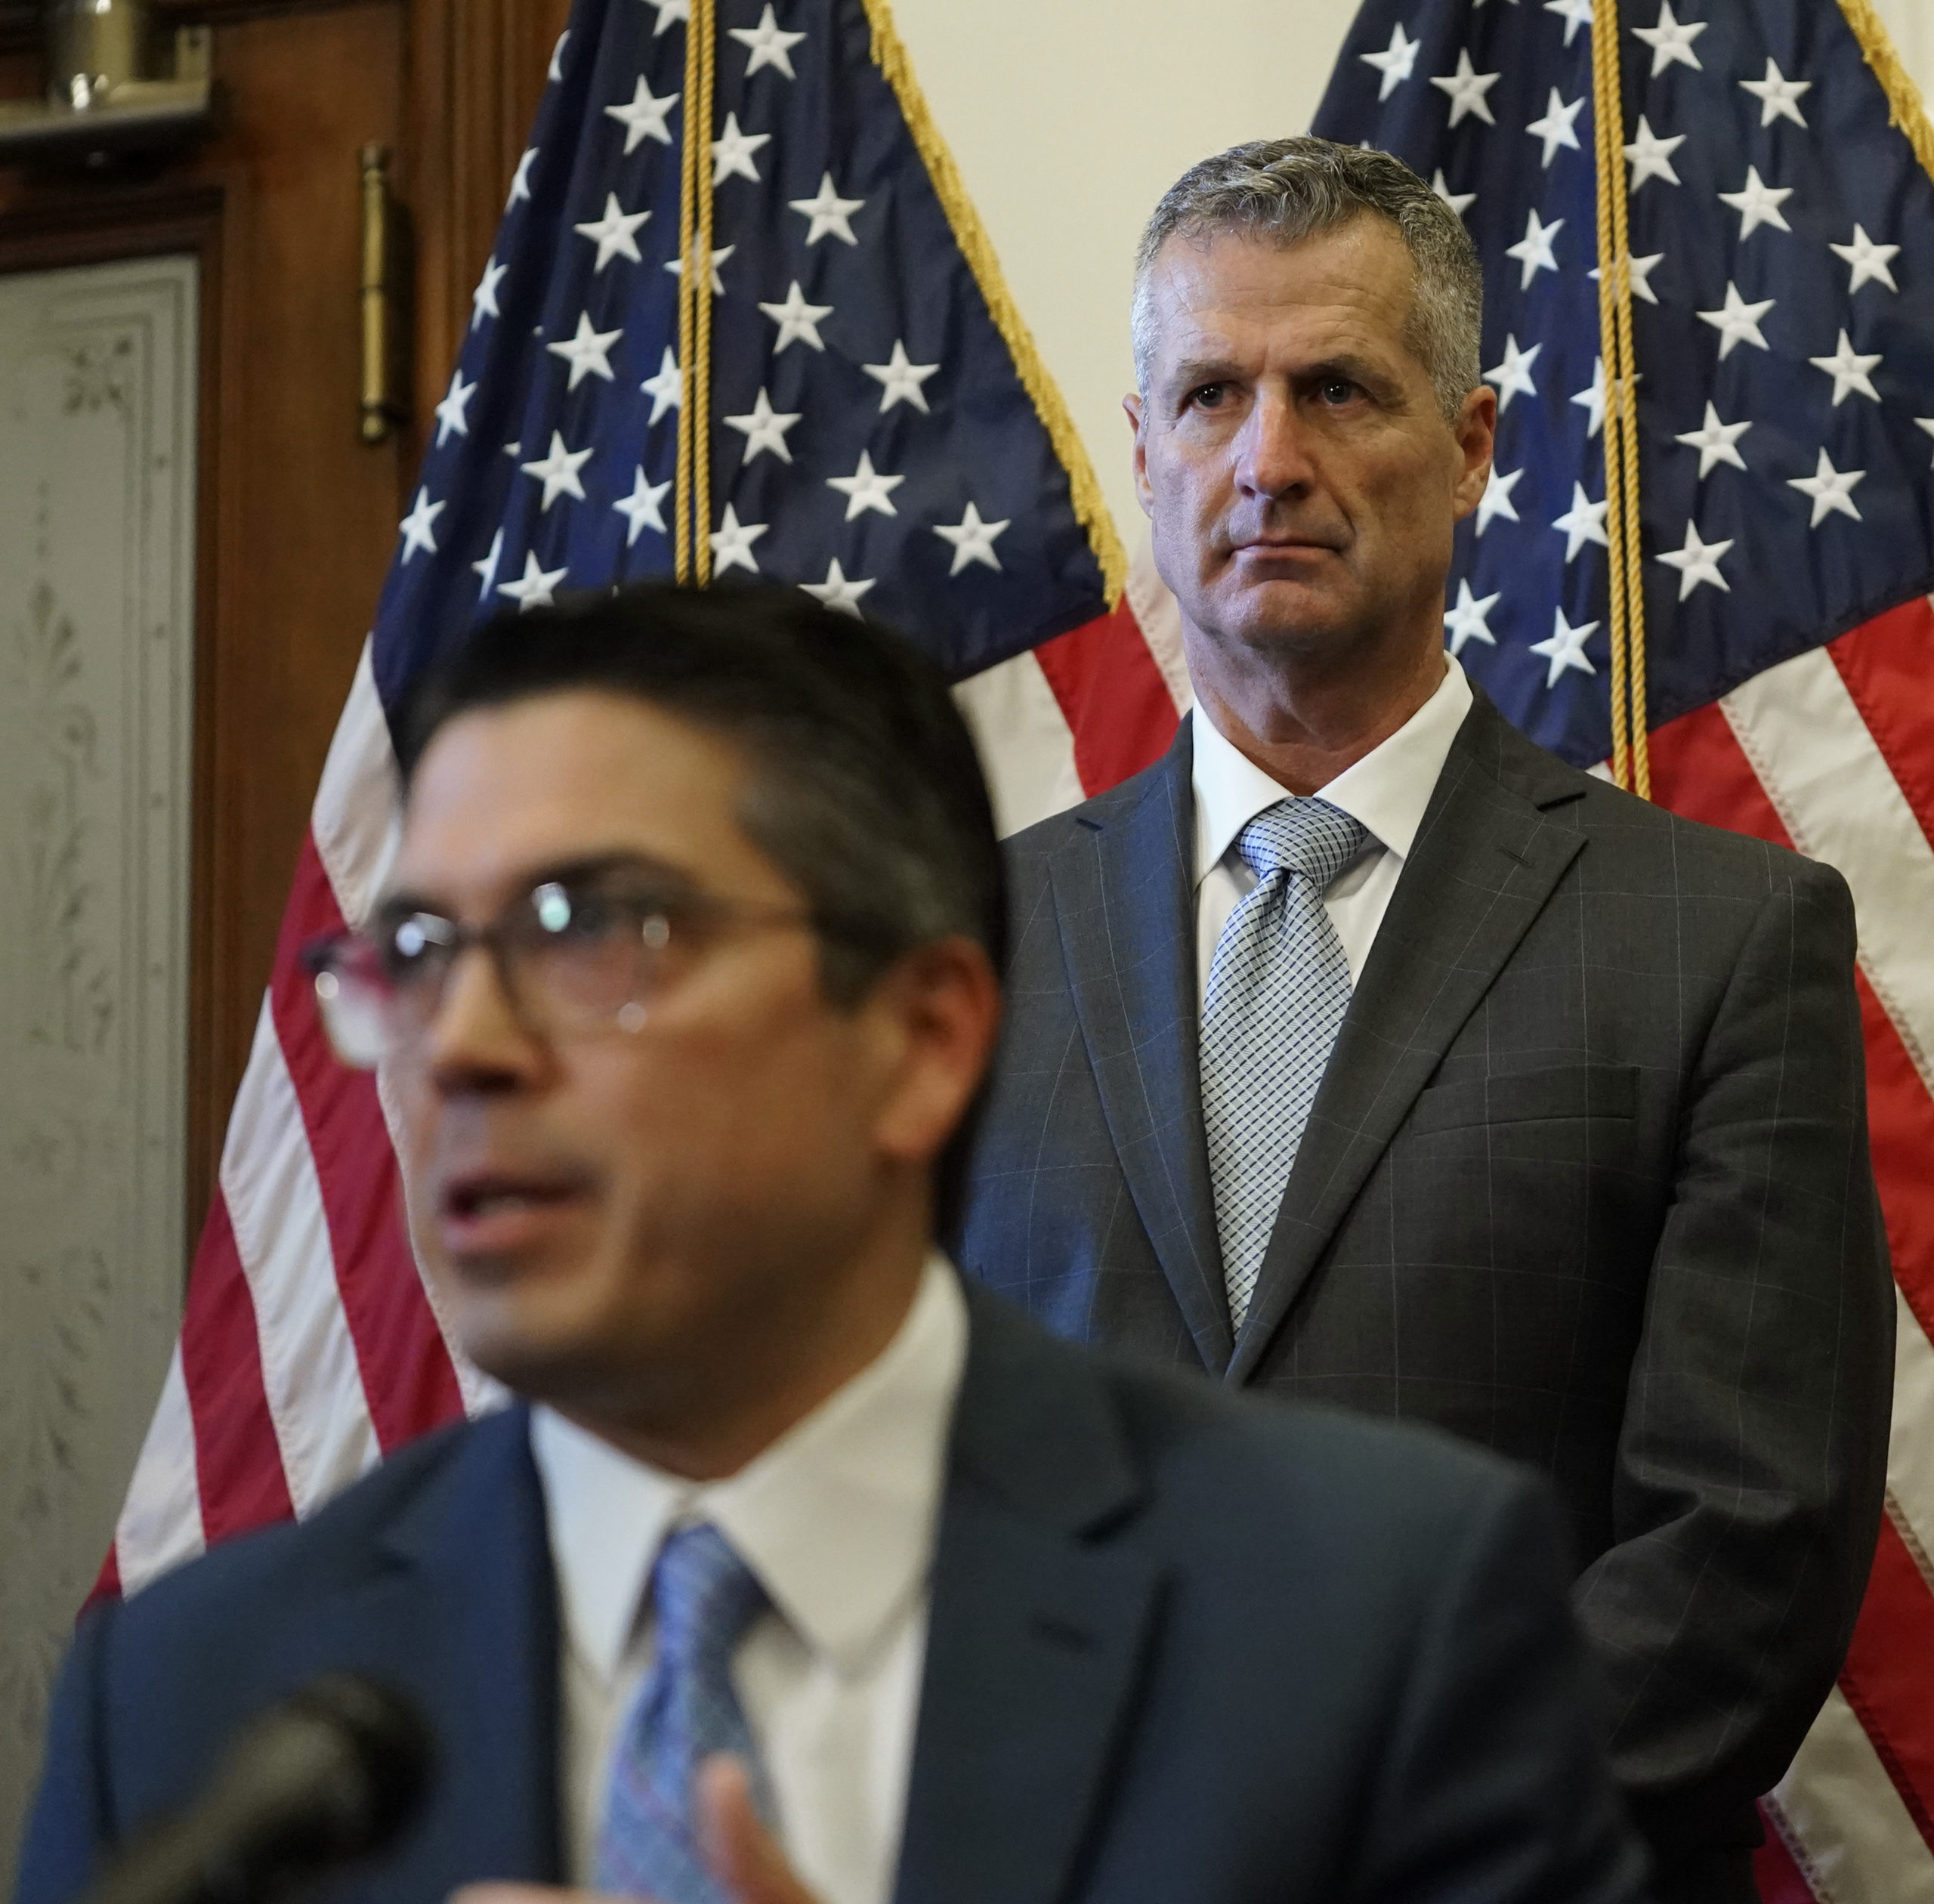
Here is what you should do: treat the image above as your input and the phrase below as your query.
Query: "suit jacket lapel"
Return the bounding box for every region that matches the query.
[354,1412,564,1895]
[1228,695,1590,1383]
[1047,725,1232,1372]
[895,1287,1163,1904]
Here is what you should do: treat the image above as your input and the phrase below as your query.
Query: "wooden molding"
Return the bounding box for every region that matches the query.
[153,1,375,19]
[0,3,36,57]
[402,0,570,456]
[0,168,221,254]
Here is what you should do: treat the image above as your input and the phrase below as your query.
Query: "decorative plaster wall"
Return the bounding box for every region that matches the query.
[0,255,198,1885]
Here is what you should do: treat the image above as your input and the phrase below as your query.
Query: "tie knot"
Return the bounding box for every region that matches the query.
[1237,798,1367,890]
[650,1522,768,1668]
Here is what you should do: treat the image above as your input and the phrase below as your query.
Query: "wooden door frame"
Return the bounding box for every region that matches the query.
[400,0,574,447]
[146,0,570,441]
[0,0,566,1266]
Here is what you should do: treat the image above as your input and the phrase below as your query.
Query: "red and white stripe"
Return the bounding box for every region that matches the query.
[1642,597,1934,1903]
[107,544,1188,1599]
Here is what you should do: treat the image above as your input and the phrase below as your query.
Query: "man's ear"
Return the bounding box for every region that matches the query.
[864,937,1002,1174]
[1450,383,1497,523]
[1125,392,1156,521]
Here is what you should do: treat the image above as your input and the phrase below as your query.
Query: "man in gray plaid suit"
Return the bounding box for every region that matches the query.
[955,138,1894,1904]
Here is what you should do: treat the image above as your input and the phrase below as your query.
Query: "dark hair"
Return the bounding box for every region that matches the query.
[395,582,1007,1226]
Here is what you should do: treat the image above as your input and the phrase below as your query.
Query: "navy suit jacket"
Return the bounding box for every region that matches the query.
[954,694,1895,1890]
[18,1281,1648,1904]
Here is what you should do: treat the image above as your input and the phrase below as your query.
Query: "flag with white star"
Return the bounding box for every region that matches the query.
[374,0,1121,697]
[1315,0,1934,766]
[1319,3,1934,1895]
[100,0,1186,1623]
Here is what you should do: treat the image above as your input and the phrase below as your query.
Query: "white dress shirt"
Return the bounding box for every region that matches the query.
[1191,657,1474,1005]
[530,1256,968,1904]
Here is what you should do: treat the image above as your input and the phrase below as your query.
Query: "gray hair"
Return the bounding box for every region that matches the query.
[1131,138,1484,424]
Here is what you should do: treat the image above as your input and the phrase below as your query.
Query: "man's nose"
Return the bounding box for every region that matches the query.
[422,946,547,1095]
[1237,390,1317,500]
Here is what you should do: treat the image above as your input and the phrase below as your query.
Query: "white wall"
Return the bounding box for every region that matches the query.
[887,0,1934,558]
[887,0,1360,551]
[1871,0,1933,95]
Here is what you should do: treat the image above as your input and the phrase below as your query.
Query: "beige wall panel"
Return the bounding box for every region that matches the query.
[0,255,198,1887]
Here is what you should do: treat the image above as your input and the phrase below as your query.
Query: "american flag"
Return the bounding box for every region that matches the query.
[1313,0,1934,1896]
[102,0,1185,1590]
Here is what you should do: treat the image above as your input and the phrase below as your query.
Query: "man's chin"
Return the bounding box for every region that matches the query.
[457,1318,642,1419]
[1208,587,1358,658]
[440,1275,624,1401]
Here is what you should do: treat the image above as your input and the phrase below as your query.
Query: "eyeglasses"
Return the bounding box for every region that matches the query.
[303,870,819,1069]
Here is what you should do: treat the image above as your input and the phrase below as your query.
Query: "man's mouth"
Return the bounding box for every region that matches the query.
[1231,535,1339,556]
[438,1168,591,1256]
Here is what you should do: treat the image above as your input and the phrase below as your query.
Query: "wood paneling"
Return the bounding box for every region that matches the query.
[181,5,409,1229]
[0,3,35,57]
[404,0,571,449]
[0,2,36,92]
[0,0,570,1246]
[153,0,387,19]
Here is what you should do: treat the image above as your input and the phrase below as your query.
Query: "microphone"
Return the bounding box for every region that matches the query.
[84,1674,434,1904]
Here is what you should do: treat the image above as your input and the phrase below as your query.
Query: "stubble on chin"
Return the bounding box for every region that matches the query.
[1186,567,1349,669]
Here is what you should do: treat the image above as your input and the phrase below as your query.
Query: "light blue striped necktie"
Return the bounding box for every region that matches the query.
[595,1522,774,1904]
[1200,798,1367,1334]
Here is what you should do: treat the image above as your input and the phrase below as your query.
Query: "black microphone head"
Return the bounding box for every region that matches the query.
[270,1674,435,1858]
[87,1674,435,1904]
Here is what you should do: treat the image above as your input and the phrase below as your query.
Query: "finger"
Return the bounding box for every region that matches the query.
[695,1756,811,1904]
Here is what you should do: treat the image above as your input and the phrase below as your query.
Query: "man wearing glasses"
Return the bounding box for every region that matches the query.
[19,584,1646,1904]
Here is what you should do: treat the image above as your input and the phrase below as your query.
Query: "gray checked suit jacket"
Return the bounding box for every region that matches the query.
[954,687,1895,1897]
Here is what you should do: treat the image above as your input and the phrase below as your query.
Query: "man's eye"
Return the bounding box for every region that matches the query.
[1188,383,1227,410]
[539,891,621,938]
[535,886,686,943]
[1319,378,1360,405]
[382,914,453,978]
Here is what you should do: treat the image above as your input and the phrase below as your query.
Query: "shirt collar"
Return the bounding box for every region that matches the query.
[531,1253,967,1684]
[1191,656,1473,885]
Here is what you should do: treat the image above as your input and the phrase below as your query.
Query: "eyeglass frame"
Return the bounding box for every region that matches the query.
[301,855,885,1070]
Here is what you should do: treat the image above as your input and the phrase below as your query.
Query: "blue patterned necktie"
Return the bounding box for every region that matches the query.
[1201,798,1368,1334]
[595,1522,774,1904]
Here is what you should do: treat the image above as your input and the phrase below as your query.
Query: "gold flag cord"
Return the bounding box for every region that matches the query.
[1587,21,1632,796]
[672,13,700,584]
[691,0,717,586]
[1590,0,1651,797]
[673,1,717,585]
